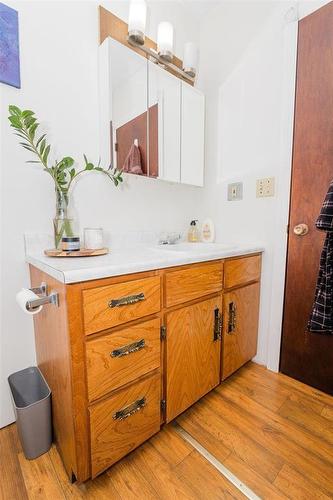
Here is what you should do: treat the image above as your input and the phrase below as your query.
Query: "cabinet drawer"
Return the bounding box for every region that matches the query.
[224,255,261,289]
[90,372,161,477]
[86,318,160,401]
[83,276,161,335]
[165,262,223,308]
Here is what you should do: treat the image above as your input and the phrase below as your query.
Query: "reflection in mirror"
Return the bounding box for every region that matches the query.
[109,39,148,176]
[149,61,181,182]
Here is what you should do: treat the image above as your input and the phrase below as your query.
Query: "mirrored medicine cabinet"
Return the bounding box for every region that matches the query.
[99,37,205,187]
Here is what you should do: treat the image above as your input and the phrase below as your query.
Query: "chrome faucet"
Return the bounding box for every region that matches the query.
[158,233,181,245]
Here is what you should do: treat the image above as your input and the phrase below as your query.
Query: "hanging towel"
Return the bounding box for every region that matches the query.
[308,181,333,334]
[122,143,143,175]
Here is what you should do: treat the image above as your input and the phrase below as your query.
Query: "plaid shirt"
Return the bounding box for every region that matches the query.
[308,181,333,334]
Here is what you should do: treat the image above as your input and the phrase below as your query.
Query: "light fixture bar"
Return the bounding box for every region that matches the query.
[127,37,195,84]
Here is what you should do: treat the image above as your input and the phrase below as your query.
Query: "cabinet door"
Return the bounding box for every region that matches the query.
[166,296,222,422]
[148,62,181,182]
[222,282,260,380]
[181,82,205,186]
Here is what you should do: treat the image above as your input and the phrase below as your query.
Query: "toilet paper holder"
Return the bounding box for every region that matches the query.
[27,282,59,311]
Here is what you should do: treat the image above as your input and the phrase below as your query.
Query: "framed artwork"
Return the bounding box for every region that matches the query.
[0,2,20,88]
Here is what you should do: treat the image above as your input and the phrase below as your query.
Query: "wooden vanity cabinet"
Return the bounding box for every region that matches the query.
[29,253,261,483]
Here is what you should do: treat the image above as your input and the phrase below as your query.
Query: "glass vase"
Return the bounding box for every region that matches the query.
[53,189,76,249]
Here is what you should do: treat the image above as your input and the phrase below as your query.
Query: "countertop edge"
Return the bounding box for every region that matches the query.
[26,246,264,284]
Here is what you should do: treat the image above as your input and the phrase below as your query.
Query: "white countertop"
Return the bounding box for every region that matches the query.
[25,240,264,284]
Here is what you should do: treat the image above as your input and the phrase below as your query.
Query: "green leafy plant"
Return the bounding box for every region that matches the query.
[8,105,123,197]
[8,105,123,248]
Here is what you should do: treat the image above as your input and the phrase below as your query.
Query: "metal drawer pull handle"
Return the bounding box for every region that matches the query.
[228,302,236,333]
[108,292,145,308]
[113,397,146,421]
[213,307,222,341]
[111,339,145,358]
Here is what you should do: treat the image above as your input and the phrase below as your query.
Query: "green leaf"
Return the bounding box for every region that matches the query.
[8,115,21,128]
[14,132,29,140]
[58,156,74,170]
[22,144,35,152]
[85,163,94,170]
[22,110,34,118]
[9,105,21,117]
[43,144,50,164]
[24,116,36,129]
[40,139,46,155]
[36,134,47,148]
[70,168,75,179]
[29,123,38,141]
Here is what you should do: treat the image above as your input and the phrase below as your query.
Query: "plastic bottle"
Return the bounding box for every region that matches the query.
[188,220,200,242]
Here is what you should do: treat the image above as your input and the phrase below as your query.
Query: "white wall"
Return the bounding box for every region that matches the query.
[0,0,203,427]
[198,0,330,370]
[198,1,298,369]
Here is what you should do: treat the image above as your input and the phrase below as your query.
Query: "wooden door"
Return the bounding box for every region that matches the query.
[165,296,222,422]
[222,283,260,380]
[280,2,333,394]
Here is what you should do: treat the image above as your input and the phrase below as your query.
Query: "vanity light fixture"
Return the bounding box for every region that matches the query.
[157,21,174,62]
[183,42,198,79]
[127,0,198,83]
[128,0,147,46]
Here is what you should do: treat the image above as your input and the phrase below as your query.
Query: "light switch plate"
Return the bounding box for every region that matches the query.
[256,177,275,197]
[228,182,243,201]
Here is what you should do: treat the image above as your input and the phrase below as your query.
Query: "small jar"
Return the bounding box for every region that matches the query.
[84,228,104,250]
[61,236,80,252]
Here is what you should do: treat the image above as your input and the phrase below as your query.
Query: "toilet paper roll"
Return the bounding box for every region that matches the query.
[16,288,43,315]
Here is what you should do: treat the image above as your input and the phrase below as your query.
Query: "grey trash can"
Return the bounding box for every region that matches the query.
[8,366,52,459]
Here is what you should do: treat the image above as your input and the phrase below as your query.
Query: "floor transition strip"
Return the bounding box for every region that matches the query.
[173,422,261,500]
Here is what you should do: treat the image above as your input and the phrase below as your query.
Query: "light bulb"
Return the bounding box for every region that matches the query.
[157,22,174,62]
[183,42,198,78]
[128,0,147,45]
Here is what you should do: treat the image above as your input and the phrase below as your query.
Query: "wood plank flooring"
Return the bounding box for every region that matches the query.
[1,362,333,499]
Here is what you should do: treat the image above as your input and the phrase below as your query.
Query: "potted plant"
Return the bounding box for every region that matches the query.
[8,105,123,248]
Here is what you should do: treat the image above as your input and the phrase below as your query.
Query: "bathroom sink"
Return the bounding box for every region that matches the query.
[152,243,237,254]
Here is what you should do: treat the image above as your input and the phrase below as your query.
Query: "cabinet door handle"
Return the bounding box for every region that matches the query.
[214,307,222,341]
[108,292,145,308]
[113,397,146,421]
[110,339,145,358]
[228,302,236,333]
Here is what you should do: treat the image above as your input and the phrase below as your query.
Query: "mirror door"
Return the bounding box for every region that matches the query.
[148,61,181,182]
[181,82,205,186]
[109,39,148,176]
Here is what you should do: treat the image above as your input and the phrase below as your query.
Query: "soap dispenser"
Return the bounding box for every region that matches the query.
[188,220,199,242]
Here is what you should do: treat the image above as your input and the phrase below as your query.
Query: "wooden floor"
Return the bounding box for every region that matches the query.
[1,362,333,500]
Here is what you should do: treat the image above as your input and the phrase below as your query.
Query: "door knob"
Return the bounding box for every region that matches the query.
[293,223,309,236]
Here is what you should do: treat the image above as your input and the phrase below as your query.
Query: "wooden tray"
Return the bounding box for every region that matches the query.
[44,248,109,257]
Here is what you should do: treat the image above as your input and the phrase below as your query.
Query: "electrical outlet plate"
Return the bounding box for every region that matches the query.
[256,177,275,198]
[228,182,243,201]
